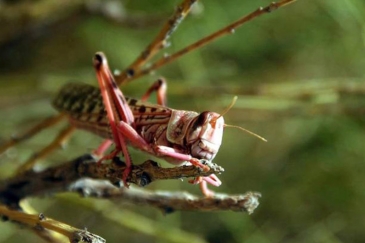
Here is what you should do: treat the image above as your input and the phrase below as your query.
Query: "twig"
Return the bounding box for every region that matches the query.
[0,154,259,243]
[69,179,261,214]
[115,0,198,85]
[0,114,65,155]
[59,194,210,243]
[16,125,75,174]
[21,200,68,243]
[122,0,297,82]
[0,153,261,214]
[0,205,105,243]
[0,154,224,208]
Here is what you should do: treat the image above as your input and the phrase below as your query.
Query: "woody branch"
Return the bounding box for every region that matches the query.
[0,154,260,214]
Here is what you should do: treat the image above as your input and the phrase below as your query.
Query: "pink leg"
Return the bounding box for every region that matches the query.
[92,77,165,159]
[189,175,220,186]
[94,53,166,186]
[155,145,210,171]
[188,177,214,197]
[93,139,113,157]
[93,53,136,187]
[199,181,215,197]
[94,78,167,159]
[141,78,167,106]
[116,122,150,151]
[189,175,221,197]
[189,173,221,197]
[203,174,222,187]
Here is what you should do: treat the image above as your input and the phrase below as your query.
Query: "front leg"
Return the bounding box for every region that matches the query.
[154,145,210,171]
[156,145,222,197]
[189,175,222,197]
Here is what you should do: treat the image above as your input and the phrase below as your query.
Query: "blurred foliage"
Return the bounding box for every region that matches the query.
[0,0,365,242]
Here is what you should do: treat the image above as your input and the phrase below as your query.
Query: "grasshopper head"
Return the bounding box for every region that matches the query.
[186,111,224,161]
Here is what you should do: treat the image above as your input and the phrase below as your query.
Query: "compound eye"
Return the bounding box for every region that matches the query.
[191,111,210,131]
[187,112,210,143]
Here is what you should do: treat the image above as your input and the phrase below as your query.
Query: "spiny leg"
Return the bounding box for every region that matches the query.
[0,114,66,154]
[115,0,198,85]
[131,0,297,81]
[94,53,149,186]
[16,125,75,174]
[98,55,151,152]
[94,53,132,185]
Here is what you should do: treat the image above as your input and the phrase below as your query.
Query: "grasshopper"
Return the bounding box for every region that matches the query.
[54,52,226,196]
[0,0,296,196]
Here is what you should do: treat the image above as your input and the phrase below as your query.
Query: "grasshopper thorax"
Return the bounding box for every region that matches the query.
[186,111,224,161]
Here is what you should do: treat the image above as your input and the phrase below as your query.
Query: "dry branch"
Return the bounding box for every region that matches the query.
[0,154,256,242]
[115,0,198,85]
[0,154,224,208]
[0,153,261,214]
[126,0,297,81]
[0,205,105,243]
[70,179,261,214]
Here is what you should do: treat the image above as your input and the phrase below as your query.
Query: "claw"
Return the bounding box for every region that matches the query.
[189,158,210,172]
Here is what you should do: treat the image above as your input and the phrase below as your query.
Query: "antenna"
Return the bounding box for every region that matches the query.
[224,124,267,142]
[214,96,238,122]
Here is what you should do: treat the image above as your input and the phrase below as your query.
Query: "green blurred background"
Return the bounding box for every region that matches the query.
[0,0,365,242]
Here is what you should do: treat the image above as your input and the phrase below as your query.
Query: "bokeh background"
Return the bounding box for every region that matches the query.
[0,0,365,242]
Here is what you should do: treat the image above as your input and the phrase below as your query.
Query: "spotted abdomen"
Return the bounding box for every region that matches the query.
[52,83,172,139]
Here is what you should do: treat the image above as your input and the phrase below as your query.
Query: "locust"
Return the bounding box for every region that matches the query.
[0,0,296,196]
[54,52,228,196]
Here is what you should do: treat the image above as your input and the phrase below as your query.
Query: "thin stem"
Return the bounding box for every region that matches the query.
[115,0,198,85]
[0,154,224,207]
[129,0,297,82]
[16,125,75,174]
[0,205,105,243]
[0,114,65,154]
